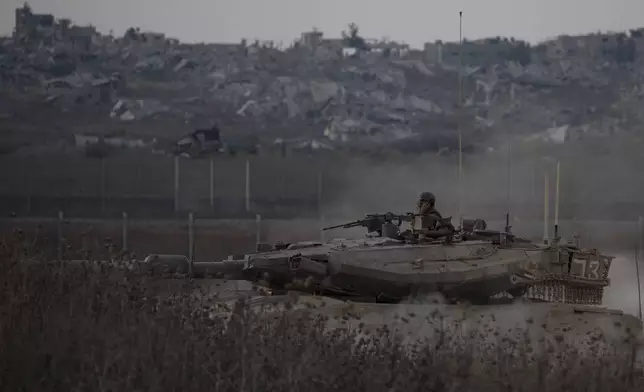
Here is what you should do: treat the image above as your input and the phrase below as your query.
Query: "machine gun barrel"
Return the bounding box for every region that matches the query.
[322,212,419,232]
[322,220,364,231]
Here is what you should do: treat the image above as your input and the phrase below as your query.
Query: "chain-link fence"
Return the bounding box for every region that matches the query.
[4,212,641,263]
[0,147,642,220]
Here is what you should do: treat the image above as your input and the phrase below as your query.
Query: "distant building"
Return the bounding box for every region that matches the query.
[317,38,345,59]
[13,3,98,49]
[300,29,324,49]
[423,41,443,63]
[14,3,55,42]
[68,25,98,51]
[544,34,602,60]
[367,40,410,58]
[424,37,527,66]
[543,32,644,62]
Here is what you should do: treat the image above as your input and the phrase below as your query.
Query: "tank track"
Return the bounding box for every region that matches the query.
[494,279,606,305]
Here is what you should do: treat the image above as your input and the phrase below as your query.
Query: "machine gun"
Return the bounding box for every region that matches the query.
[322,212,418,237]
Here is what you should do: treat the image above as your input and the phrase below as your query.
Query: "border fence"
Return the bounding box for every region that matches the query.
[4,212,641,263]
[0,148,643,221]
[0,153,330,219]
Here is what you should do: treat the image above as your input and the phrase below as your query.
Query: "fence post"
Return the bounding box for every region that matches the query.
[57,210,63,262]
[209,157,215,212]
[245,159,250,212]
[255,214,262,248]
[320,214,325,242]
[122,212,128,252]
[188,212,195,272]
[100,157,106,214]
[174,156,180,213]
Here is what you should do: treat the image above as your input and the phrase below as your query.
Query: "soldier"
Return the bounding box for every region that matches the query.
[417,192,443,230]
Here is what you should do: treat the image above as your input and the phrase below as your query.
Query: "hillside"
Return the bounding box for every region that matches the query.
[1,4,644,156]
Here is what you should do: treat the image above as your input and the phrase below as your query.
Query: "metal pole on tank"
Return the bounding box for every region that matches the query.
[505,131,512,229]
[543,173,549,245]
[457,10,464,226]
[554,161,560,241]
[636,216,643,320]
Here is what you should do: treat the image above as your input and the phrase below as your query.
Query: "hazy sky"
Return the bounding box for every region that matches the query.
[1,0,643,48]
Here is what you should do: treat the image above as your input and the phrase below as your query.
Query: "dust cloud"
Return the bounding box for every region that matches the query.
[323,147,642,226]
[604,252,644,318]
[325,151,529,219]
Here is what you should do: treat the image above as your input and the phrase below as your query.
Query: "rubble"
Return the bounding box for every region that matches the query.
[2,4,644,155]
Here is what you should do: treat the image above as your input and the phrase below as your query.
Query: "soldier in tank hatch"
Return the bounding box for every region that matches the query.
[417,192,442,230]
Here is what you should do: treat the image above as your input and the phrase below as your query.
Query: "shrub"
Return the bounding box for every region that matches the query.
[0,240,643,391]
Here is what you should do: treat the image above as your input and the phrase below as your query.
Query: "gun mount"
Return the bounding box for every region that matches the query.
[322,212,417,237]
[143,212,614,307]
[322,211,458,242]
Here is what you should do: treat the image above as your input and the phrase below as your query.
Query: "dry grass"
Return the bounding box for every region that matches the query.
[0,236,643,392]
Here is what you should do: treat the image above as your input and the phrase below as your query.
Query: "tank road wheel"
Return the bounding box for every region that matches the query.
[404,290,449,305]
[424,292,449,305]
[507,287,527,298]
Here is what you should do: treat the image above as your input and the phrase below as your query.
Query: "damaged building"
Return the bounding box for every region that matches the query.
[1,4,644,157]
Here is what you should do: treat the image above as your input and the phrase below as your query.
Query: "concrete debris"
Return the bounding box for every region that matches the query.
[525,125,569,144]
[110,99,170,121]
[274,137,335,151]
[408,95,442,114]
[309,81,341,104]
[236,100,259,117]
[3,4,644,154]
[324,116,414,145]
[74,134,154,149]
[392,59,434,77]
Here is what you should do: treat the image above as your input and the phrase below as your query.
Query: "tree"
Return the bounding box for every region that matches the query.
[508,41,532,66]
[342,23,369,51]
[125,27,140,40]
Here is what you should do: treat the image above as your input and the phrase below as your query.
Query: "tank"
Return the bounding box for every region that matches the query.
[142,213,642,363]
[143,212,614,306]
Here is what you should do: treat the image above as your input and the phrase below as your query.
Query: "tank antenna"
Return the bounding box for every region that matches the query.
[637,217,644,320]
[457,10,464,227]
[554,160,561,242]
[505,134,512,233]
[635,244,643,321]
[543,172,549,245]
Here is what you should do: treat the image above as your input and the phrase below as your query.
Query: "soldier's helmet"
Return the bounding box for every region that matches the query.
[419,192,436,203]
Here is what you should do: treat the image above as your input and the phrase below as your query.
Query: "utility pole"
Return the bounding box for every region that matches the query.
[457,10,464,226]
[506,129,512,224]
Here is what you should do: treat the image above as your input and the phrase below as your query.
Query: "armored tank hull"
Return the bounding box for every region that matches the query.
[144,234,613,306]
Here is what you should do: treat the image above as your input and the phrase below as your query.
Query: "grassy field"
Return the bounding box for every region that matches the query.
[1,241,643,391]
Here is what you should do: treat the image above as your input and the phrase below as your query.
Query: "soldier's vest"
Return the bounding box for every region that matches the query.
[416,205,442,230]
